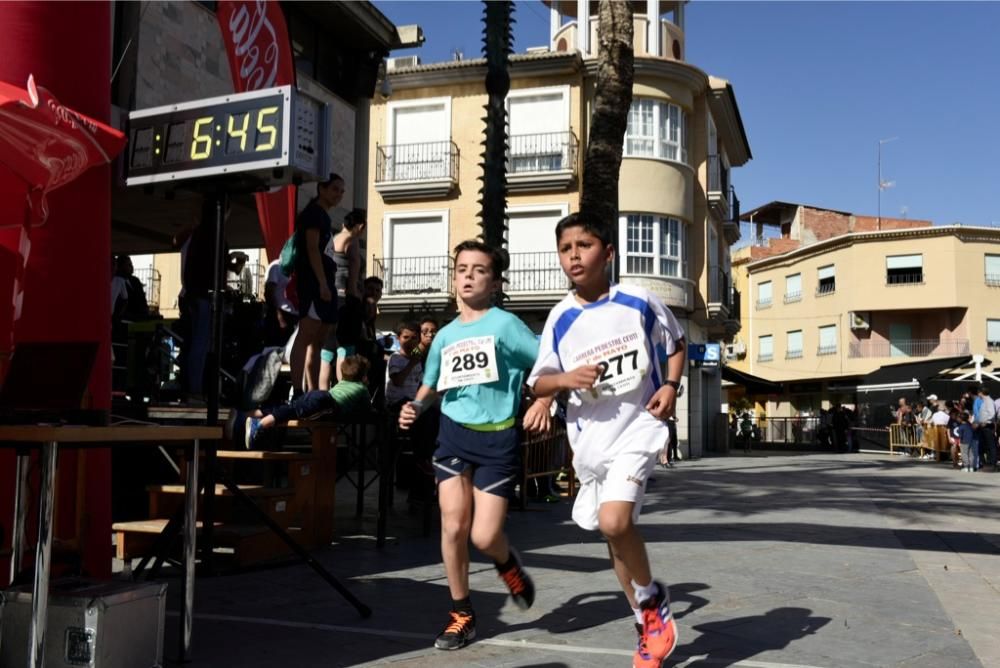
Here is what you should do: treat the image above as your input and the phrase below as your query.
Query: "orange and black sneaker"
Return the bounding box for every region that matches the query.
[434,610,476,650]
[633,622,657,668]
[638,582,678,666]
[497,547,535,610]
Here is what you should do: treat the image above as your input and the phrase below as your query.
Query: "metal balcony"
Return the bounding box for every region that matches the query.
[847,339,970,359]
[507,131,578,192]
[374,140,459,201]
[506,252,566,293]
[373,255,453,297]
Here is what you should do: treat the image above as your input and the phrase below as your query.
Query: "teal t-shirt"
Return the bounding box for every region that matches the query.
[423,307,538,425]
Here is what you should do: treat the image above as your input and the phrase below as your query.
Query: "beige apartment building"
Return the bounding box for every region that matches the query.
[365,0,750,454]
[728,202,1000,416]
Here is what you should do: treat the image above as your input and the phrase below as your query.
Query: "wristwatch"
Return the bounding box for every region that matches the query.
[664,379,681,391]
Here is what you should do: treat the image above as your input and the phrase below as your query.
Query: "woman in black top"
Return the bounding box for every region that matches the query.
[289,173,344,393]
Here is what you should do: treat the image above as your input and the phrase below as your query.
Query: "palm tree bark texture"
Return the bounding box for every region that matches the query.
[580,0,634,239]
[478,0,513,262]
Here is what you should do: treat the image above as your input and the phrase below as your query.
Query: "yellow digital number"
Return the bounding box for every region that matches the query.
[255,106,278,151]
[190,116,213,160]
[227,113,250,152]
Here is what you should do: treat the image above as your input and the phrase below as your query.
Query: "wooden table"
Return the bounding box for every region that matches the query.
[0,424,220,668]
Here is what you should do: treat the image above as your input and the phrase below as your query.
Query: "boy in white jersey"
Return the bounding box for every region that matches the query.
[399,240,551,651]
[528,213,686,668]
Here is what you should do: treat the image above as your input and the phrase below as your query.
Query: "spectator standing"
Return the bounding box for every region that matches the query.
[289,174,345,394]
[975,386,997,471]
[957,411,977,472]
[320,208,367,388]
[263,258,299,347]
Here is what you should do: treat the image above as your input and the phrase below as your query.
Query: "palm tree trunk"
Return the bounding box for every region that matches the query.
[479,0,513,255]
[580,0,634,234]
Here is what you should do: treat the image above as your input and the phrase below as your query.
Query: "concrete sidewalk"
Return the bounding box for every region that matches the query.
[164,453,999,667]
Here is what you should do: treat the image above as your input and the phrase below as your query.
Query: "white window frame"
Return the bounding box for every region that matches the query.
[817,265,836,295]
[758,334,773,362]
[505,203,570,292]
[624,97,688,164]
[818,324,838,355]
[986,255,1000,286]
[385,97,452,182]
[757,280,772,309]
[381,209,451,294]
[784,273,802,303]
[786,330,803,359]
[618,213,687,278]
[506,85,571,173]
[988,319,1000,350]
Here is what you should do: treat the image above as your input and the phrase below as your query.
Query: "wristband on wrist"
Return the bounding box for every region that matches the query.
[410,399,425,417]
[664,379,681,390]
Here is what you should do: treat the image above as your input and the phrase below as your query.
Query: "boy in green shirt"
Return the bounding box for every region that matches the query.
[245,355,370,448]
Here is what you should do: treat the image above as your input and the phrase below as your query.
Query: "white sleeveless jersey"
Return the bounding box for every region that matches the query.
[528,284,684,476]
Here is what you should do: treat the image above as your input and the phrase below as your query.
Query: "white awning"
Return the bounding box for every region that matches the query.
[886,254,922,269]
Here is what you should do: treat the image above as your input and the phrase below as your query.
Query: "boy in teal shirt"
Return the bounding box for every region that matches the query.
[400,240,550,651]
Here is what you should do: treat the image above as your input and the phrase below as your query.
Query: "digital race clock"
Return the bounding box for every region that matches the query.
[126,85,329,187]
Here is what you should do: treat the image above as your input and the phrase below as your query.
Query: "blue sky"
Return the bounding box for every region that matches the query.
[375,1,1000,228]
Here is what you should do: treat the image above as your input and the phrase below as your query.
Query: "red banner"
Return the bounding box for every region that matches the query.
[216,0,298,259]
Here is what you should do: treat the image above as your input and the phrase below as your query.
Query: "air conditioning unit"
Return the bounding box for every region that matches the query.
[386,55,420,71]
[849,311,871,330]
[725,341,747,360]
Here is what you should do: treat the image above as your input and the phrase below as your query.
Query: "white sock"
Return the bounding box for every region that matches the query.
[631,579,658,605]
[632,607,644,625]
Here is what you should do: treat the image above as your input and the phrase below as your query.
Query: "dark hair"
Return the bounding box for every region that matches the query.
[395,320,419,336]
[363,276,383,288]
[340,354,369,382]
[319,172,344,188]
[453,239,506,279]
[980,385,991,395]
[344,208,366,230]
[554,212,613,246]
[419,316,438,328]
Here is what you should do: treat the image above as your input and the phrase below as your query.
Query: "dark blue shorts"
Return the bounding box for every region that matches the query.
[433,414,521,498]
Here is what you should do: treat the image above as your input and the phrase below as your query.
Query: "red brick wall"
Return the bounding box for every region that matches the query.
[852,215,932,232]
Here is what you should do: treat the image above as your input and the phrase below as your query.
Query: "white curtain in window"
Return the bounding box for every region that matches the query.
[818,265,835,280]
[785,274,801,296]
[759,335,773,357]
[886,254,922,269]
[508,93,565,135]
[819,325,837,349]
[392,104,448,143]
[758,281,772,302]
[988,319,1000,343]
[787,330,803,353]
[986,256,1000,277]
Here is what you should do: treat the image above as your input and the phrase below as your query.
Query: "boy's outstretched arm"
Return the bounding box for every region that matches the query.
[399,384,438,429]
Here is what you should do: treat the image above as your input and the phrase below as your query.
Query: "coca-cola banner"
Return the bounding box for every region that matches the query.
[216,0,298,260]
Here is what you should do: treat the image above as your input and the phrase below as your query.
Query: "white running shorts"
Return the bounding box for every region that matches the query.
[571,449,659,531]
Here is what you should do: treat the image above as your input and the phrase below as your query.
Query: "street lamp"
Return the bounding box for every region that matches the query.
[877,137,898,230]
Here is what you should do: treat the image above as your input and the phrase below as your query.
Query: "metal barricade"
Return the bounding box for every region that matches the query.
[519,421,574,510]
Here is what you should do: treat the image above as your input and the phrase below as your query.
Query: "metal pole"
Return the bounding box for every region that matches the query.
[28,441,57,668]
[9,451,30,583]
[179,438,200,662]
[203,192,226,573]
[877,140,881,231]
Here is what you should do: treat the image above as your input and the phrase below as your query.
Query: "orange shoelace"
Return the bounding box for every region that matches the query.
[443,611,473,635]
[500,567,526,595]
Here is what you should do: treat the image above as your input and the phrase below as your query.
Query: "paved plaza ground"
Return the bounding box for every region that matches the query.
[163,452,1000,667]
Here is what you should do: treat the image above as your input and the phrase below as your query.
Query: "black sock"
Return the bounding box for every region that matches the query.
[452,596,473,616]
[495,552,517,574]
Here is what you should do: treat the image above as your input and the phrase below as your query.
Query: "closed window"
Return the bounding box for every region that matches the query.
[886,254,923,285]
[817,265,836,295]
[619,214,686,277]
[757,281,772,308]
[986,255,1000,286]
[784,273,802,303]
[507,87,570,172]
[383,212,450,294]
[786,330,803,359]
[988,319,1000,351]
[758,335,773,362]
[818,325,837,355]
[625,98,688,163]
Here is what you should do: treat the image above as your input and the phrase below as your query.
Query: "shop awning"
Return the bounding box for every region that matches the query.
[856,356,982,396]
[721,365,783,394]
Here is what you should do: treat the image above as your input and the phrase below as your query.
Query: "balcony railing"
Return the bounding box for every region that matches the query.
[848,338,970,359]
[373,255,453,296]
[133,267,161,311]
[507,252,566,292]
[707,154,730,195]
[986,273,1000,287]
[816,281,835,296]
[783,291,802,304]
[886,271,923,286]
[786,349,803,360]
[817,345,838,356]
[508,131,578,174]
[757,353,773,362]
[756,297,772,310]
[375,140,459,183]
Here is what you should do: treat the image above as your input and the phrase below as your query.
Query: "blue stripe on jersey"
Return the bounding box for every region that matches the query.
[611,290,661,391]
[552,307,584,371]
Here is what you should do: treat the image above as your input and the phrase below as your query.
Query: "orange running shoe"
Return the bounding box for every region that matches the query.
[638,582,678,665]
[633,622,659,668]
[497,547,535,610]
[434,610,476,650]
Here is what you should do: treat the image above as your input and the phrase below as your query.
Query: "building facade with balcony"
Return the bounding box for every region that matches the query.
[366,0,751,455]
[726,221,1000,416]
